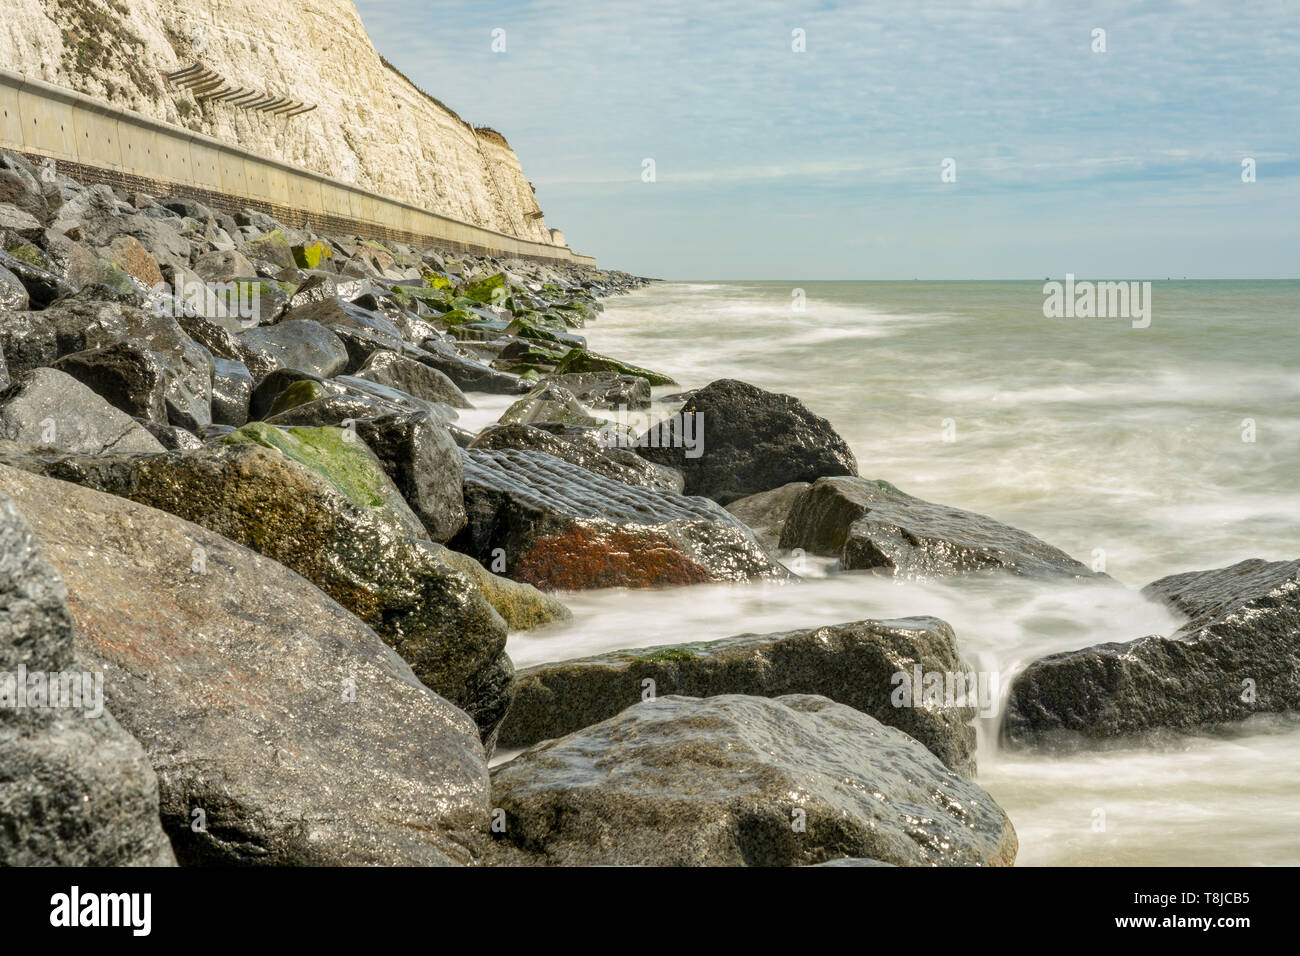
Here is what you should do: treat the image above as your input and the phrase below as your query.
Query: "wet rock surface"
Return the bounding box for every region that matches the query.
[781,476,1101,580]
[500,617,978,775]
[452,447,787,590]
[490,694,1017,867]
[0,491,176,866]
[0,464,490,866]
[725,481,811,550]
[470,423,681,491]
[0,368,164,454]
[1004,558,1300,745]
[1,437,512,747]
[637,378,857,505]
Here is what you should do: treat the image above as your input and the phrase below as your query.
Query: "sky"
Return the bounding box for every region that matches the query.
[353,1,1299,279]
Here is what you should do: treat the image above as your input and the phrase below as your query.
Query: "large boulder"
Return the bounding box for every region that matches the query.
[470,423,682,491]
[781,477,1101,580]
[354,349,471,409]
[490,694,1017,867]
[417,340,531,395]
[0,492,176,866]
[52,316,214,431]
[497,382,602,427]
[726,481,811,550]
[0,463,490,865]
[0,262,27,311]
[500,617,978,775]
[237,319,349,382]
[451,448,787,590]
[0,248,73,308]
[1003,558,1300,746]
[7,429,513,746]
[540,371,651,410]
[0,368,164,454]
[354,412,467,543]
[637,379,857,505]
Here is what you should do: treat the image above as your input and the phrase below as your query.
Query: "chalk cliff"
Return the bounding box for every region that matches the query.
[0,0,557,243]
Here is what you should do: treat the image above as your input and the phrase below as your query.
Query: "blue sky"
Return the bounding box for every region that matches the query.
[354,1,1299,278]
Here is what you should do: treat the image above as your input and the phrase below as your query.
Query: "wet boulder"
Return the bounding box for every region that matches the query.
[1003,558,1300,746]
[417,339,531,395]
[500,617,979,775]
[553,347,676,386]
[0,248,75,308]
[498,381,603,427]
[11,425,512,744]
[237,319,349,383]
[52,316,214,431]
[726,481,811,550]
[541,371,651,410]
[780,477,1100,580]
[281,297,409,371]
[354,412,467,542]
[490,694,1017,867]
[211,356,253,426]
[0,262,27,311]
[471,423,682,491]
[451,448,786,590]
[354,348,471,409]
[0,464,490,865]
[0,368,164,454]
[0,491,176,866]
[638,379,856,505]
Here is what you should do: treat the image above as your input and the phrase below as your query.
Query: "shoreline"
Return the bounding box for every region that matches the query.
[1,150,1297,868]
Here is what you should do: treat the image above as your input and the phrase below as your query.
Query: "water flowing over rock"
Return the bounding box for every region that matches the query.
[781,476,1101,580]
[490,694,1017,867]
[0,491,176,866]
[637,378,857,505]
[1004,558,1300,746]
[500,617,978,775]
[452,447,787,590]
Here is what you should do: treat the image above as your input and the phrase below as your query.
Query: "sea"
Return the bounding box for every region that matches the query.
[468,279,1300,865]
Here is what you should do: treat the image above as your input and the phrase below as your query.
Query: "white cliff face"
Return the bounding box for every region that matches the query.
[0,0,557,243]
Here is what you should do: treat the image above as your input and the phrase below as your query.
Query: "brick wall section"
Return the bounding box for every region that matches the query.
[23,154,583,265]
[1,69,597,268]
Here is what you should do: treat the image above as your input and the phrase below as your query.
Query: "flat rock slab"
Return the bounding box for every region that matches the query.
[453,447,787,590]
[500,617,977,775]
[1003,558,1300,746]
[490,694,1017,867]
[0,464,490,865]
[781,476,1101,581]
